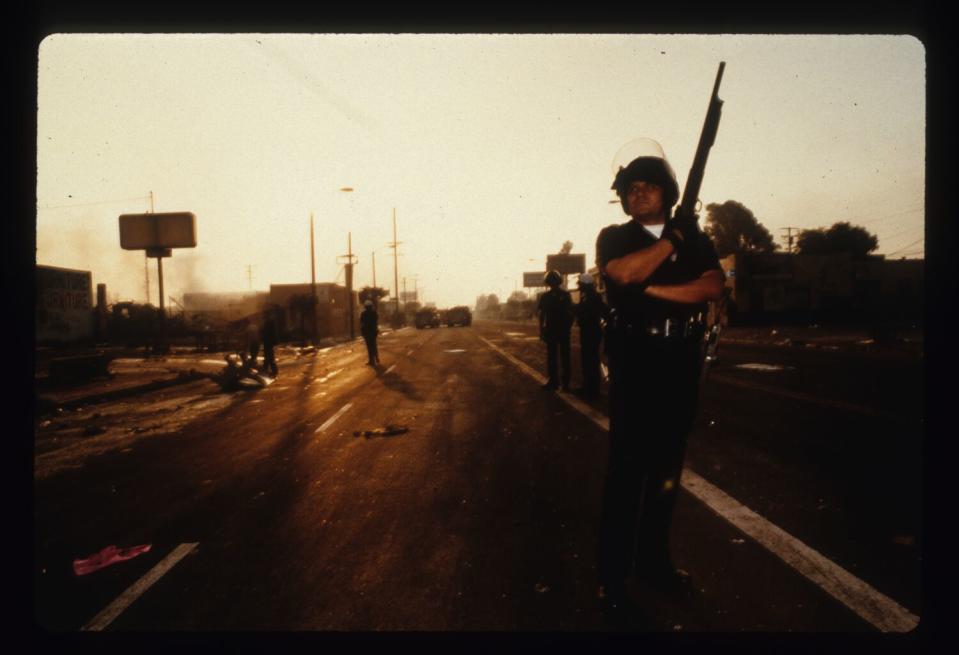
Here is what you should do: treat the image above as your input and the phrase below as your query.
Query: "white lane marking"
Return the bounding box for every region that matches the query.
[315,403,353,434]
[385,365,396,375]
[82,542,199,631]
[312,368,344,385]
[406,349,413,356]
[680,469,919,633]
[711,373,890,419]
[443,349,467,353]
[478,334,920,633]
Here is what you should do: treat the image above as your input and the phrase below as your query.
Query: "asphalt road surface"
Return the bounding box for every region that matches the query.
[33,320,924,633]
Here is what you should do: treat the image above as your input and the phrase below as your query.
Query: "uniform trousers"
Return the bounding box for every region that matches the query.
[363,334,379,364]
[598,329,704,588]
[579,328,603,394]
[545,333,571,389]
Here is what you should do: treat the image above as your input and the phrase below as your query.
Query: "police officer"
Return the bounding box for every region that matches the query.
[595,138,725,607]
[573,273,608,400]
[537,270,574,391]
[360,300,380,366]
[261,307,278,378]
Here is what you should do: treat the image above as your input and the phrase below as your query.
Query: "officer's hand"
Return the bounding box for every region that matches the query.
[663,213,700,252]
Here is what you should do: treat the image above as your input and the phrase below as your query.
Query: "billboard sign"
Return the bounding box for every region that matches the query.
[36,265,93,342]
[119,212,197,250]
[546,254,586,276]
[400,291,418,302]
[523,272,546,287]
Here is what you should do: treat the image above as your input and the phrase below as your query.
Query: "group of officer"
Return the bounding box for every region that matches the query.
[537,138,726,615]
[536,270,607,399]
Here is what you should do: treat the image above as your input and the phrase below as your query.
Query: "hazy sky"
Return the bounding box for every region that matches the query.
[36,33,925,308]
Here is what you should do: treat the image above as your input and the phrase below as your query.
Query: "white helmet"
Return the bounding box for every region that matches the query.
[578,273,594,286]
[364,300,373,307]
[610,137,679,212]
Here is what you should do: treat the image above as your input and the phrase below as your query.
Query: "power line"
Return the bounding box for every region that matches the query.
[37,195,151,210]
[885,237,924,257]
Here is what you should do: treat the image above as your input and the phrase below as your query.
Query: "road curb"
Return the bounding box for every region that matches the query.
[35,371,208,415]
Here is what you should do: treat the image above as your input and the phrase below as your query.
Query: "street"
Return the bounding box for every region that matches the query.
[33,321,923,632]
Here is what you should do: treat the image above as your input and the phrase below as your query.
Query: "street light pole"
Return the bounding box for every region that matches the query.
[310,212,318,346]
[389,208,402,322]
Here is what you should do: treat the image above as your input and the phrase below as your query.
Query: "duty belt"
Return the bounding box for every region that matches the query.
[610,313,706,340]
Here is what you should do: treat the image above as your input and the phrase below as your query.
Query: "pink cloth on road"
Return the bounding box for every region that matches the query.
[73,544,152,576]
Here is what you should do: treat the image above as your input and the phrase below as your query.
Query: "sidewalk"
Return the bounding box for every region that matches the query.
[32,337,369,416]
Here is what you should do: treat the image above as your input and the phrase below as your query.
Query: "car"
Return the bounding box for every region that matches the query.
[414,307,441,329]
[446,305,472,327]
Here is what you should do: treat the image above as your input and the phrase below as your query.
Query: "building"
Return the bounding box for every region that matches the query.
[181,291,269,323]
[269,282,358,341]
[36,264,94,344]
[719,252,923,325]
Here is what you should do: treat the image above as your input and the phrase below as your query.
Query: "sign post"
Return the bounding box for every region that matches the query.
[119,212,197,354]
[545,253,586,288]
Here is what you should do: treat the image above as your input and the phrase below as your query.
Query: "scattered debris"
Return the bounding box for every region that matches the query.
[734,363,794,372]
[730,538,746,545]
[352,425,409,438]
[534,583,550,594]
[73,544,152,576]
[673,625,683,631]
[892,535,915,546]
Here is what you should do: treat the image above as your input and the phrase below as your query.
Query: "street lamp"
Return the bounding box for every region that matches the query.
[337,188,356,342]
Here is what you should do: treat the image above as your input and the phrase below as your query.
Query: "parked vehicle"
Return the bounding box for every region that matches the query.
[446,305,472,327]
[415,307,441,329]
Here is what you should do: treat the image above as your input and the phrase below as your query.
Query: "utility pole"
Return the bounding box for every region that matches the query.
[388,208,402,320]
[145,190,154,304]
[310,213,318,346]
[371,251,376,289]
[338,232,358,341]
[781,227,801,254]
[246,264,255,291]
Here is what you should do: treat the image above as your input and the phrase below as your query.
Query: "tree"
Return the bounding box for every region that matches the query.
[795,222,879,258]
[704,201,778,257]
[560,241,573,255]
[358,286,390,304]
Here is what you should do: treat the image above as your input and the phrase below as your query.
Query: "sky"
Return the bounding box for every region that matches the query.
[36,33,925,309]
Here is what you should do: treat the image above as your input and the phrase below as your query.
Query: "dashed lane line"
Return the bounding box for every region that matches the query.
[82,542,199,631]
[315,402,353,434]
[477,334,920,633]
[385,365,396,375]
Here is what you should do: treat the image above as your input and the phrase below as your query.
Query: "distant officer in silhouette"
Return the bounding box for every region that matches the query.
[537,270,574,391]
[260,308,278,377]
[573,273,608,400]
[360,300,380,365]
[245,318,260,368]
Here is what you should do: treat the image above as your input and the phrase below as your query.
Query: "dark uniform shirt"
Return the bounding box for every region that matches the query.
[596,220,722,323]
[576,289,608,338]
[537,287,574,339]
[261,316,277,348]
[360,308,378,337]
